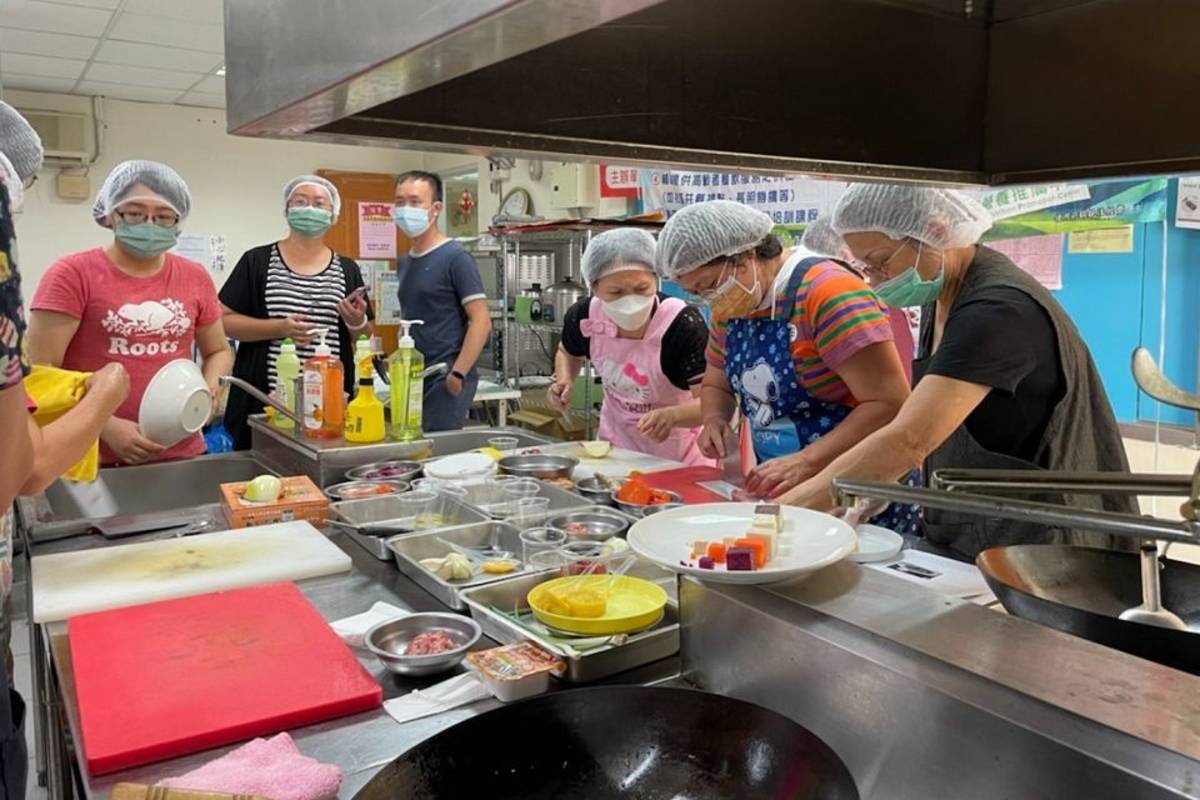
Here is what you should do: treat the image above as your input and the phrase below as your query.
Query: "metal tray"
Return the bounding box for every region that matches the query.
[389,521,531,610]
[459,565,680,683]
[330,493,490,560]
[455,478,594,520]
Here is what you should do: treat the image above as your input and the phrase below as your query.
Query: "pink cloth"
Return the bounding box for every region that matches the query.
[158,733,342,800]
[585,296,710,466]
[31,248,221,465]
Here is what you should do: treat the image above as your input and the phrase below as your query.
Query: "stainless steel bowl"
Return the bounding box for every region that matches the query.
[345,460,424,483]
[497,454,579,480]
[639,502,685,517]
[365,612,482,676]
[546,509,631,542]
[574,476,620,506]
[612,490,684,518]
[325,480,410,502]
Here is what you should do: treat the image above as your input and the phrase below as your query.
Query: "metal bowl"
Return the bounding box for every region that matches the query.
[325,480,410,502]
[639,502,685,517]
[497,454,579,481]
[345,460,424,483]
[546,509,631,542]
[365,612,482,677]
[612,490,683,518]
[573,476,620,506]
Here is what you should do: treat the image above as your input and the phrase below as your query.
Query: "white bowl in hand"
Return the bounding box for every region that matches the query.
[138,359,212,446]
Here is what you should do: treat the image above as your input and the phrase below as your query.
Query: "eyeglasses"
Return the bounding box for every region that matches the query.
[287,197,333,211]
[115,208,180,227]
[855,239,913,280]
[693,255,745,300]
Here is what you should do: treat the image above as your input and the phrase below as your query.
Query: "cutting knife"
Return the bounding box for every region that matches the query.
[696,427,746,500]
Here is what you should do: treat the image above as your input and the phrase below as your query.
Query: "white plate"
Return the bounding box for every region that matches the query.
[425,452,496,481]
[627,502,856,585]
[849,524,904,563]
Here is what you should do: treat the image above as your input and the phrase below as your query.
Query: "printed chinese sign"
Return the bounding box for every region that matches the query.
[599,165,640,198]
[358,201,396,259]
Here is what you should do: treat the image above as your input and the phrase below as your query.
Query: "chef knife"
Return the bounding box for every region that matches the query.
[721,426,742,484]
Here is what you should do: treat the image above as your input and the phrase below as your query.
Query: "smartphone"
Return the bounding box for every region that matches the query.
[347,286,369,303]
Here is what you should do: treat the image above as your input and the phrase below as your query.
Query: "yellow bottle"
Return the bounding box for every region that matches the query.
[345,336,385,443]
[388,320,425,441]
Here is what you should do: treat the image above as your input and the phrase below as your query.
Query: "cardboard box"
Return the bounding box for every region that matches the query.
[219,475,329,529]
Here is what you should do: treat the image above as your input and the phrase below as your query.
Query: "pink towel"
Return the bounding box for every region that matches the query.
[158,733,342,800]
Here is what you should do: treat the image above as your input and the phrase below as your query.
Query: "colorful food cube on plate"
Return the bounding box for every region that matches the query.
[691,540,709,559]
[706,542,727,564]
[698,556,715,570]
[726,548,755,571]
[733,537,767,568]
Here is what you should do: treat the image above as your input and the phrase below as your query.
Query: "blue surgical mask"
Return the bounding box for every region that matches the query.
[115,221,179,259]
[873,241,944,308]
[393,205,431,237]
[286,207,333,237]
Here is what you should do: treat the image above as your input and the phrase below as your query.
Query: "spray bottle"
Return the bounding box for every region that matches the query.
[388,320,425,441]
[345,335,385,443]
[302,328,345,439]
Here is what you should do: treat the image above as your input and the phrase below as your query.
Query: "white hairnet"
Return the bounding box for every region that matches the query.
[93,160,191,228]
[581,227,657,288]
[284,174,342,221]
[655,199,773,280]
[832,184,991,249]
[800,216,849,260]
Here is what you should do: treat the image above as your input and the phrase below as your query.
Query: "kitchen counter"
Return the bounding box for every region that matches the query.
[35,526,680,800]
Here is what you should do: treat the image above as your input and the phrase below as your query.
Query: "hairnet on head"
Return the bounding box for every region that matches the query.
[0,102,44,181]
[655,199,773,280]
[800,216,850,259]
[284,174,342,221]
[581,227,657,288]
[93,160,191,228]
[832,184,991,249]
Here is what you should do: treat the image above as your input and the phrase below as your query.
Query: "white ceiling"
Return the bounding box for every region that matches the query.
[0,0,226,108]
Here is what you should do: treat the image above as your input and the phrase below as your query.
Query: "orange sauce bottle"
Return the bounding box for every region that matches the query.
[302,330,345,439]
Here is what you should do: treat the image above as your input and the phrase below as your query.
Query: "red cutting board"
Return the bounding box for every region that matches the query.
[68,582,382,775]
[641,466,731,504]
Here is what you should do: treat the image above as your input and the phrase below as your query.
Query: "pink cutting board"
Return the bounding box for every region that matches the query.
[68,582,382,775]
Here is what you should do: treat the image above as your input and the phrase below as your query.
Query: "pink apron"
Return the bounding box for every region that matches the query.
[581,297,709,465]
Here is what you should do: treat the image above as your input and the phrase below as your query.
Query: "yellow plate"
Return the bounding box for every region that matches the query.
[527,575,668,636]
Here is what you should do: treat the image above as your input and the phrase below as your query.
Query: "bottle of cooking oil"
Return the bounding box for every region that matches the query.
[345,336,385,443]
[302,328,345,439]
[388,320,425,441]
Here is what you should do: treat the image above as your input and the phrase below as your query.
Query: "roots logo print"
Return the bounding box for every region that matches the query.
[102,299,191,338]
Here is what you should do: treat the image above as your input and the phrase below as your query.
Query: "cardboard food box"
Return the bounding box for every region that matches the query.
[219,475,329,529]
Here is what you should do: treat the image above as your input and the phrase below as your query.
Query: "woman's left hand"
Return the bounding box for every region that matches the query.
[745,452,817,498]
[637,407,677,443]
[337,291,369,329]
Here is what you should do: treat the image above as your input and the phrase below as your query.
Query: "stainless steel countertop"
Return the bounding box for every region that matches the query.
[39,525,680,798]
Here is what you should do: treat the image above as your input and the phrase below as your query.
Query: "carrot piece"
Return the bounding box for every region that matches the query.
[706,541,727,564]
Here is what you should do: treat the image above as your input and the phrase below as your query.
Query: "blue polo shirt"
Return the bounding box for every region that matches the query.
[396,239,487,370]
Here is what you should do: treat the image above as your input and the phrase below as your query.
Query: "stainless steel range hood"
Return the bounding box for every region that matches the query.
[225,0,1200,186]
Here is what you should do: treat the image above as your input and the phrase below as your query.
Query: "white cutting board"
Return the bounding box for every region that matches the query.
[527,442,684,480]
[31,521,351,623]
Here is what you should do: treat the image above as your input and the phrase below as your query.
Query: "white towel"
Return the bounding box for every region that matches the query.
[384,673,491,725]
[329,602,408,649]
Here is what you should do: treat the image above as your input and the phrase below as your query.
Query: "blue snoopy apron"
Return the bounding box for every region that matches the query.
[723,257,920,534]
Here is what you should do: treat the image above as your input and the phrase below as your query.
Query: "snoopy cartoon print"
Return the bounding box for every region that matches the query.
[739,359,779,428]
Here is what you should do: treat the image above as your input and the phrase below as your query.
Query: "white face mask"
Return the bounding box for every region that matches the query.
[601,294,655,330]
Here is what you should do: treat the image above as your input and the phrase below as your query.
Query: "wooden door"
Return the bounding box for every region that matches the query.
[317,170,409,352]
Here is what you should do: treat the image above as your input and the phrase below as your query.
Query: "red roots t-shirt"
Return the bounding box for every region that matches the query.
[32,247,221,465]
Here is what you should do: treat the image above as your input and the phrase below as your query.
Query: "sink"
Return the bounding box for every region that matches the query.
[17,452,273,543]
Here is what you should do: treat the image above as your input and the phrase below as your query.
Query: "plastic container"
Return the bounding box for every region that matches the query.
[346,336,385,443]
[302,329,345,439]
[389,320,425,442]
[487,436,520,451]
[274,338,301,431]
[502,479,542,501]
[507,496,551,526]
[520,527,568,563]
[464,641,564,702]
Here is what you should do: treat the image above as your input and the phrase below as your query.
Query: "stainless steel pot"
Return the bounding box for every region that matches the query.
[540,275,586,325]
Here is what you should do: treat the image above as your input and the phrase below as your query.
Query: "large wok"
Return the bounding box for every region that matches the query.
[355,686,858,799]
[978,544,1200,674]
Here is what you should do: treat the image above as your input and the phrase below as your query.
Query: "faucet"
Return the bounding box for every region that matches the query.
[219,375,303,426]
[369,360,450,385]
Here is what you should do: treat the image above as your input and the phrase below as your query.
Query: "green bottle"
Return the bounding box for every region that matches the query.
[388,320,425,441]
[274,338,302,430]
